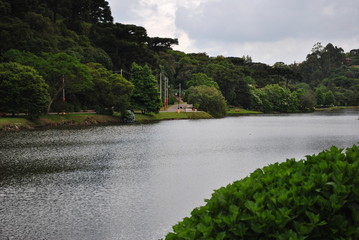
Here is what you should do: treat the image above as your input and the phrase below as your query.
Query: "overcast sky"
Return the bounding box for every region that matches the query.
[106,0,359,65]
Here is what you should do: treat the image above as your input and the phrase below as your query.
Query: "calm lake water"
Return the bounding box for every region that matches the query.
[0,109,358,240]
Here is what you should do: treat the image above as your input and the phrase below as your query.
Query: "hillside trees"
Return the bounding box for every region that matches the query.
[299,43,344,86]
[89,23,179,72]
[0,0,357,114]
[0,0,178,73]
[0,62,50,118]
[2,49,135,114]
[204,57,252,108]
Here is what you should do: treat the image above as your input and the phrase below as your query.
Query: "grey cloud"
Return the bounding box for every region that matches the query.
[175,0,359,44]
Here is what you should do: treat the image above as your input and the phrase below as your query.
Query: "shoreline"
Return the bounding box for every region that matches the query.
[0,112,213,131]
[1,106,357,131]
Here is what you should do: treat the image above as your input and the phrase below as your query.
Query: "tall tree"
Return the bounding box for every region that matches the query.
[130,63,161,113]
[299,43,344,86]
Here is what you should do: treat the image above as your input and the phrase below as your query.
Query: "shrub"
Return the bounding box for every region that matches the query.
[122,110,135,123]
[164,145,359,239]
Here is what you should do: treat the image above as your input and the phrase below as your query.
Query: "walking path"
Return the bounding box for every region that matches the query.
[166,103,194,112]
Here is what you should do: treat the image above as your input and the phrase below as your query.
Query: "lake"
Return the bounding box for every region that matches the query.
[0,109,358,240]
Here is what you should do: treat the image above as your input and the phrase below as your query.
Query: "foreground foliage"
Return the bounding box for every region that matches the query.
[164,145,359,239]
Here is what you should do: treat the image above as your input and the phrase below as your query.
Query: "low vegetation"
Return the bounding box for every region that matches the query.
[134,112,213,123]
[164,145,359,239]
[227,108,262,115]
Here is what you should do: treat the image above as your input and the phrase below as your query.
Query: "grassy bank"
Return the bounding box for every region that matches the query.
[38,114,121,127]
[135,111,213,123]
[0,111,213,130]
[0,117,35,130]
[227,108,262,116]
[0,113,122,131]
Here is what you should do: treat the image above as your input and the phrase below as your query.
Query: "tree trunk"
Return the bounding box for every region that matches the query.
[47,85,64,113]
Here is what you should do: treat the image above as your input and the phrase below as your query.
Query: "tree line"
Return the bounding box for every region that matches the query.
[0,0,358,119]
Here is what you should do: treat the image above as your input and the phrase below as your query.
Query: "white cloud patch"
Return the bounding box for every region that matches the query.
[106,0,359,64]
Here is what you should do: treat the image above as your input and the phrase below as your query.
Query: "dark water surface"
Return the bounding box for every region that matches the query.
[1,110,358,239]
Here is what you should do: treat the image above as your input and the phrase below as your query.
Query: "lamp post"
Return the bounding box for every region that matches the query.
[177,83,181,109]
[164,77,168,110]
[62,75,65,102]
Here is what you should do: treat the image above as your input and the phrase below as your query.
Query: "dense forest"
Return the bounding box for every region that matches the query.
[0,0,358,118]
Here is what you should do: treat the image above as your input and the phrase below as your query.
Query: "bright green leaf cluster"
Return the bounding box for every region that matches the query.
[164,145,359,239]
[0,62,50,119]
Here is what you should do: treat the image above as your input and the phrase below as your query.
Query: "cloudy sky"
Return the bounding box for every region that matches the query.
[106,0,359,65]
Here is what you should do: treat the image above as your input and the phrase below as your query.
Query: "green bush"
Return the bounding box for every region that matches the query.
[164,145,359,239]
[185,85,227,118]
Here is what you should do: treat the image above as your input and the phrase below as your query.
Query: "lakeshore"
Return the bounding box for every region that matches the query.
[0,111,213,131]
[1,106,358,131]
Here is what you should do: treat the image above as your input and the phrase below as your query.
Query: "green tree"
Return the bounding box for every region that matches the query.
[148,37,178,51]
[185,85,227,118]
[4,50,93,111]
[205,57,252,108]
[90,23,160,71]
[186,72,219,89]
[315,88,325,105]
[296,89,316,112]
[0,62,50,119]
[299,42,344,86]
[87,62,133,114]
[130,63,161,113]
[81,47,113,69]
[324,90,336,105]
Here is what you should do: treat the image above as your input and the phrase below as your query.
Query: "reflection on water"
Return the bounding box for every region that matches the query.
[0,110,358,239]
